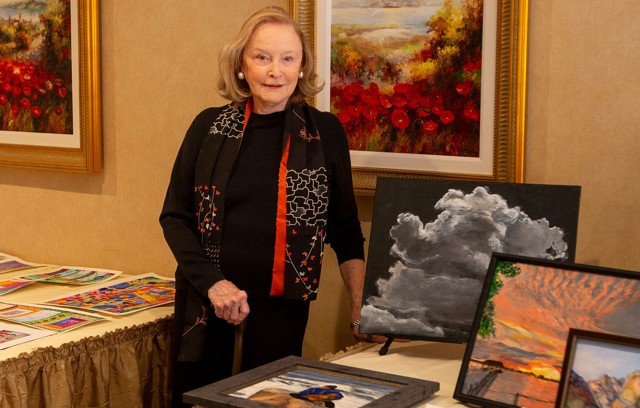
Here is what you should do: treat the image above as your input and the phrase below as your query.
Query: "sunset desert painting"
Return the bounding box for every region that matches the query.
[457,256,640,408]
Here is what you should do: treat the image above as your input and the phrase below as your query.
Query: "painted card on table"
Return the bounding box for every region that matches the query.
[16,266,122,285]
[40,273,175,315]
[0,279,34,295]
[0,258,45,273]
[0,322,54,349]
[0,301,106,333]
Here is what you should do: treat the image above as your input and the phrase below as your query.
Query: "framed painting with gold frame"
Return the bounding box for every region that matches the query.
[0,0,101,173]
[290,0,527,194]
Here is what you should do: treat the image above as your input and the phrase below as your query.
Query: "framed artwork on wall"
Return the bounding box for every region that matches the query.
[290,0,529,194]
[0,0,101,173]
[183,355,440,408]
[454,253,640,408]
[358,177,581,343]
[556,329,640,408]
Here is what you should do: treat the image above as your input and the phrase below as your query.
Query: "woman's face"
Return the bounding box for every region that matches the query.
[242,22,303,114]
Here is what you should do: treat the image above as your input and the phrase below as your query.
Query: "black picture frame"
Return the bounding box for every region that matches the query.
[454,253,640,408]
[183,355,440,407]
[556,329,640,408]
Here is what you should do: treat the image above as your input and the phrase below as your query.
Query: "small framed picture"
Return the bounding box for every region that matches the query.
[183,355,440,407]
[556,329,640,408]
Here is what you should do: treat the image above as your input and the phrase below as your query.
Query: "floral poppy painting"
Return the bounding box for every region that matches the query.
[330,0,484,158]
[0,0,73,135]
[0,0,101,173]
[306,0,528,190]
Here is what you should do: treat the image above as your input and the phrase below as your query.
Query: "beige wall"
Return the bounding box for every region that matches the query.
[525,1,640,271]
[0,1,638,359]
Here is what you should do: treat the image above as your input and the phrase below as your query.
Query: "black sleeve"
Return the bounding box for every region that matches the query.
[159,107,226,298]
[316,110,366,264]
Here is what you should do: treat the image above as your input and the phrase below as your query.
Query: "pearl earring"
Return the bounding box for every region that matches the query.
[237,72,245,80]
[298,71,304,79]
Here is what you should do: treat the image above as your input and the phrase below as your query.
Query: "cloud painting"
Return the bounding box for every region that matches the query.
[359,178,581,342]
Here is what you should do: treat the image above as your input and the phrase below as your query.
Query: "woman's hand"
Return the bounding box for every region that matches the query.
[351,324,389,344]
[207,279,250,325]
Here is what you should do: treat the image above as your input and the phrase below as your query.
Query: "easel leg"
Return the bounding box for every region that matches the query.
[378,337,394,355]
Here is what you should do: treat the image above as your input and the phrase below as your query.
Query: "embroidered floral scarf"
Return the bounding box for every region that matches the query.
[194,101,328,301]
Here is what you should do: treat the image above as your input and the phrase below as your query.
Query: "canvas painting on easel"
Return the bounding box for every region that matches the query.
[359,177,581,342]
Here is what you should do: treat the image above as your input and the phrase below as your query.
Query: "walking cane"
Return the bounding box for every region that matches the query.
[232,319,246,375]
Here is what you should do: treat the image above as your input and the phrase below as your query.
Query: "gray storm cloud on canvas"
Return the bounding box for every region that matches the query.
[358,178,581,342]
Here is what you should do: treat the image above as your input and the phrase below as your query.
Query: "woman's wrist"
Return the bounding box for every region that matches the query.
[349,319,360,330]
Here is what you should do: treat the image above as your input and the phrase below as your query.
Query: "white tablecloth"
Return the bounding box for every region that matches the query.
[328,340,469,407]
[0,266,174,407]
[0,268,173,360]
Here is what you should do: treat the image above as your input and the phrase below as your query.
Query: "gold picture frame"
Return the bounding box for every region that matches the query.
[290,0,527,194]
[0,0,101,173]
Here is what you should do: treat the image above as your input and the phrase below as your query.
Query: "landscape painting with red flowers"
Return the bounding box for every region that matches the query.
[0,0,72,136]
[331,0,483,158]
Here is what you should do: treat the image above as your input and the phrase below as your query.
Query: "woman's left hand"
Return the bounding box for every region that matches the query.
[351,324,388,344]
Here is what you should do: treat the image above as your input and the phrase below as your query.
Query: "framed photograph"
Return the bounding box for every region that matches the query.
[183,355,440,407]
[359,177,580,343]
[454,253,640,408]
[290,0,528,194]
[556,329,640,408]
[0,0,101,173]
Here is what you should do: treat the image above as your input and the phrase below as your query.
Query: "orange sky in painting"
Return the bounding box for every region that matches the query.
[471,263,640,381]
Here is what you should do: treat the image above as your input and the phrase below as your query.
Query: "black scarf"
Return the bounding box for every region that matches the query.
[179,101,328,361]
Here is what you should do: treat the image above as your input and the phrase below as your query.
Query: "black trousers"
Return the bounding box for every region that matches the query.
[171,296,310,407]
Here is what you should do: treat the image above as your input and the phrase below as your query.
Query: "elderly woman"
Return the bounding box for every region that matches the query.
[160,6,381,407]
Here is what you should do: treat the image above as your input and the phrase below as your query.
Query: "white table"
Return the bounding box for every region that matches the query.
[327,340,469,407]
[0,266,174,407]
